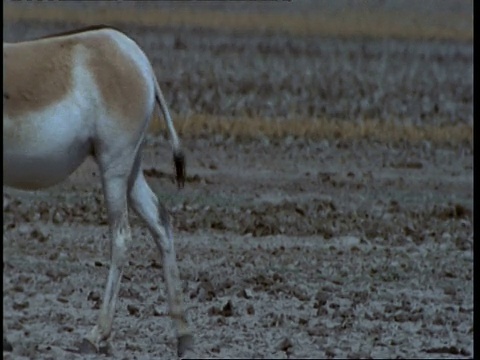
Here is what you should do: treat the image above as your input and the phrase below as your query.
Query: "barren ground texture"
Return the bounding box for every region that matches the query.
[3,1,473,359]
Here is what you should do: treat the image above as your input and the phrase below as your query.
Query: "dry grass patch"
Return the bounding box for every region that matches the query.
[150,115,472,146]
[4,4,472,42]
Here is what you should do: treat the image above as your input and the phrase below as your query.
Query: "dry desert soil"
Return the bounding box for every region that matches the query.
[3,1,473,359]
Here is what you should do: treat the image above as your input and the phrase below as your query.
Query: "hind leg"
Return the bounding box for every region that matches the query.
[82,161,133,353]
[128,165,193,357]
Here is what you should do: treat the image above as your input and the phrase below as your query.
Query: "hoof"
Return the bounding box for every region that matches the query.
[78,338,98,354]
[177,334,194,358]
[3,338,13,352]
[74,338,113,356]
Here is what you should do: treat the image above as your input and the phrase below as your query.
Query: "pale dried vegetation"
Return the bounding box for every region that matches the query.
[4,4,472,42]
[150,115,472,146]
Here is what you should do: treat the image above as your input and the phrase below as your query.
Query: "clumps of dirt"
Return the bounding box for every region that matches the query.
[3,191,107,227]
[4,191,473,249]
[171,199,472,248]
[424,346,471,357]
[431,202,472,219]
[208,300,234,317]
[173,199,337,236]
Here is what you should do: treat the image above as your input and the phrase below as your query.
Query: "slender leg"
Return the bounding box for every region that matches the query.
[128,170,193,357]
[82,175,131,352]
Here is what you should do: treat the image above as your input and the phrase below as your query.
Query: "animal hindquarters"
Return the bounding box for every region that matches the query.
[3,26,192,355]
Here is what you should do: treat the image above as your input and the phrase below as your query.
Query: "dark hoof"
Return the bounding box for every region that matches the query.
[78,339,98,354]
[73,338,112,356]
[177,334,194,358]
[3,338,13,352]
[65,339,113,356]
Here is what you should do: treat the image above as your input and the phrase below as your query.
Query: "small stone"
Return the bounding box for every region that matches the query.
[242,288,253,299]
[153,306,166,317]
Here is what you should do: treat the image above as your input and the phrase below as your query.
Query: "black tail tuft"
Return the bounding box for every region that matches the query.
[174,151,185,189]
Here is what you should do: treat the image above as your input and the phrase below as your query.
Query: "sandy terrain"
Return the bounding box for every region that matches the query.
[3,1,473,359]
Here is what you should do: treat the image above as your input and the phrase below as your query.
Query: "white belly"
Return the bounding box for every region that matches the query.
[3,100,94,190]
[4,142,90,190]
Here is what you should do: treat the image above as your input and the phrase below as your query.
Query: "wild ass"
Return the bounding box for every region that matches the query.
[3,26,193,356]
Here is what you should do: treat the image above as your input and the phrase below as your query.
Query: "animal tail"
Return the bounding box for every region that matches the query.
[152,74,185,189]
